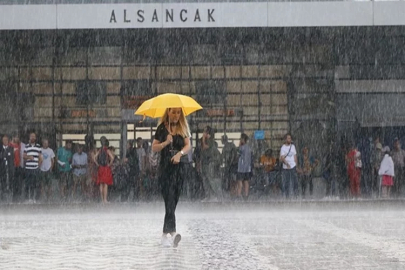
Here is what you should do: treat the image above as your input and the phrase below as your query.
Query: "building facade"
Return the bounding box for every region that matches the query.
[1,1,405,162]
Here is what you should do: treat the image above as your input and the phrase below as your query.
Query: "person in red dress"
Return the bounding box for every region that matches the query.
[379,146,395,198]
[346,144,361,198]
[93,137,114,204]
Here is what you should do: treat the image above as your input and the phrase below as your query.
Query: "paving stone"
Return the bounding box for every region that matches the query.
[0,203,404,269]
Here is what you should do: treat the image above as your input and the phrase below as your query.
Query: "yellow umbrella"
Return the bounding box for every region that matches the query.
[135,93,203,118]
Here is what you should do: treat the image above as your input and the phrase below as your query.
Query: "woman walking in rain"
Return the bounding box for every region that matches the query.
[152,108,191,248]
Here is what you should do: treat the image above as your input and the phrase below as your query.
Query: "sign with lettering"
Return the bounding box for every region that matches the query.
[3,2,405,30]
[206,109,235,117]
[71,110,96,118]
[57,3,267,29]
[122,96,152,109]
[108,6,216,26]
[254,130,265,140]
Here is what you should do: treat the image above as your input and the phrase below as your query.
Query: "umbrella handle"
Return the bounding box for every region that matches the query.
[139,114,146,123]
[169,119,173,149]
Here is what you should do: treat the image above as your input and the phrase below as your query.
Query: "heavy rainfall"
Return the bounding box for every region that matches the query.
[1,1,405,269]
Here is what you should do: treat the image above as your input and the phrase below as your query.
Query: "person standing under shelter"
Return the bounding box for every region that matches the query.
[10,134,24,202]
[201,126,222,202]
[346,144,361,198]
[94,136,114,204]
[237,133,253,200]
[136,137,147,200]
[280,133,298,199]
[57,140,73,201]
[392,138,405,197]
[298,146,319,199]
[370,137,383,198]
[221,135,238,196]
[0,135,14,202]
[259,149,278,194]
[86,138,98,200]
[72,144,88,200]
[23,132,42,203]
[40,138,55,202]
[379,146,395,198]
[323,143,335,198]
[123,140,139,202]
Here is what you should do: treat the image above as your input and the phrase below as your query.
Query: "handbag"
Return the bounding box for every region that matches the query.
[355,159,362,168]
[355,151,362,168]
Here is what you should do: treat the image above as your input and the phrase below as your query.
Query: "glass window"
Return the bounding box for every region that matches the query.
[121,80,150,96]
[76,81,107,105]
[195,80,225,107]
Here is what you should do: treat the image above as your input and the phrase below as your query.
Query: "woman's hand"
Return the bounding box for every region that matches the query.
[171,152,181,164]
[166,134,173,145]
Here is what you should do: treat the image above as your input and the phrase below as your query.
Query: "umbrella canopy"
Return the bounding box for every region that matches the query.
[134,93,203,118]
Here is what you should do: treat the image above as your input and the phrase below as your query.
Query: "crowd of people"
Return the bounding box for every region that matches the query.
[0,132,156,204]
[262,134,402,200]
[0,129,403,204]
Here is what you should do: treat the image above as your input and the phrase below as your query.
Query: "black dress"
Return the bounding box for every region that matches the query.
[154,123,188,234]
[0,146,14,199]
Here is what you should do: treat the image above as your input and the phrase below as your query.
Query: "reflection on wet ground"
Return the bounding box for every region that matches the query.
[0,201,405,270]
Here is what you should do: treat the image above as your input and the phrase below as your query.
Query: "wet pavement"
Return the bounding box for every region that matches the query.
[0,201,404,270]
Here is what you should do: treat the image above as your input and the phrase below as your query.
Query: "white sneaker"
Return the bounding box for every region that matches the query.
[161,235,172,248]
[172,233,181,248]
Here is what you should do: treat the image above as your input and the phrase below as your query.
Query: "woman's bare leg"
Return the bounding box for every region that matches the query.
[72,179,78,199]
[103,184,108,203]
[99,184,103,202]
[382,186,387,198]
[243,181,249,198]
[236,181,242,197]
[59,180,64,199]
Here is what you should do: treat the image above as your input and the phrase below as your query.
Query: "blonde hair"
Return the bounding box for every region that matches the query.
[159,108,191,138]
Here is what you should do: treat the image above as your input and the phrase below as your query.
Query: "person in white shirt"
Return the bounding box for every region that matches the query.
[280,133,298,198]
[40,139,55,202]
[72,144,88,200]
[379,146,395,198]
